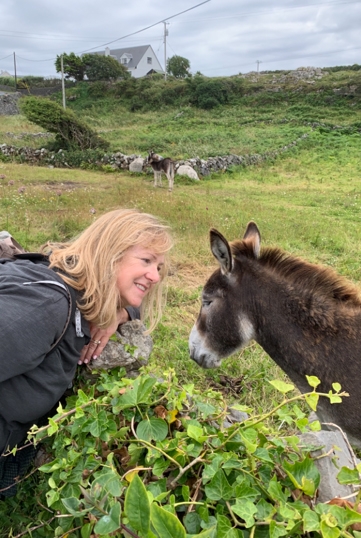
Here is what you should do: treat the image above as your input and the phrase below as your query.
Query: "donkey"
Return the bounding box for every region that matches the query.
[189,221,361,447]
[146,151,175,192]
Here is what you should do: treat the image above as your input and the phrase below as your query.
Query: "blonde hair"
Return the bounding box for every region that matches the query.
[44,209,173,332]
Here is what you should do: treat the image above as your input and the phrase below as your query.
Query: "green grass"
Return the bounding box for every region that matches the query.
[1,73,361,412]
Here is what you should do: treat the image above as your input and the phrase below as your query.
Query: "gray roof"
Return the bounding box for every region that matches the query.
[92,45,152,69]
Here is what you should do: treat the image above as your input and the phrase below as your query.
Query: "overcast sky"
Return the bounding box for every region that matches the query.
[0,0,360,78]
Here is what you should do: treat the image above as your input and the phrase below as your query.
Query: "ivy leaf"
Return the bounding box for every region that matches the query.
[303,509,320,532]
[136,417,168,442]
[93,468,122,496]
[283,457,320,496]
[93,502,121,534]
[328,504,361,528]
[62,497,89,517]
[305,393,319,411]
[216,514,239,537]
[187,424,208,443]
[124,474,150,534]
[183,512,201,534]
[305,375,321,388]
[231,499,257,528]
[332,382,342,392]
[117,376,157,408]
[150,503,186,538]
[269,380,295,394]
[205,469,233,501]
[319,519,341,538]
[269,520,289,538]
[336,466,361,485]
[328,392,343,404]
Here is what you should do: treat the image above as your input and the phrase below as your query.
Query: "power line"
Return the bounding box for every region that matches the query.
[77,0,211,54]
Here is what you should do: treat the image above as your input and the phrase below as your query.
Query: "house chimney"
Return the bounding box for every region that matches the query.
[105,47,110,56]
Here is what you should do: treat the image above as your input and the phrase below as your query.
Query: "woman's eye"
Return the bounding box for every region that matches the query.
[142,258,151,264]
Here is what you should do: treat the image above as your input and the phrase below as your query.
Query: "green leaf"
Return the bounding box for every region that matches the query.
[267,476,288,504]
[150,503,186,538]
[239,427,258,454]
[124,474,150,534]
[61,497,89,517]
[187,424,208,443]
[231,499,257,528]
[269,520,289,538]
[305,392,319,411]
[256,498,276,521]
[204,469,233,501]
[320,519,340,538]
[93,468,122,496]
[216,514,239,537]
[153,457,170,477]
[269,380,295,393]
[332,382,341,392]
[80,523,93,538]
[136,417,168,442]
[336,466,361,484]
[306,375,321,388]
[183,512,201,534]
[94,502,121,534]
[283,457,320,496]
[303,509,320,532]
[328,393,343,404]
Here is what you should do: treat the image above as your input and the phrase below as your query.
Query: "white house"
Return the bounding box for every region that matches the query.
[92,45,164,78]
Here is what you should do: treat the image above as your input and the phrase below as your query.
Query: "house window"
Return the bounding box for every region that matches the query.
[147,57,152,64]
[121,58,128,64]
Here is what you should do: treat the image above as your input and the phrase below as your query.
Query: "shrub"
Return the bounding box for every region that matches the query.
[191,78,230,109]
[20,96,109,151]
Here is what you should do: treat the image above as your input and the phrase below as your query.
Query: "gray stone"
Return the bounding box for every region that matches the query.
[87,320,153,375]
[176,164,199,180]
[299,431,360,503]
[128,157,145,172]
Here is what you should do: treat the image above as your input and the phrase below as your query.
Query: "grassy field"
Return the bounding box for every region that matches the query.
[1,87,361,415]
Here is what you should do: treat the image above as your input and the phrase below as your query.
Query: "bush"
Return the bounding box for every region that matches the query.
[190,78,230,109]
[20,96,109,151]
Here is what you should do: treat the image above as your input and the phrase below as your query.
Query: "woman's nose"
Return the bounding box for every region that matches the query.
[146,264,160,283]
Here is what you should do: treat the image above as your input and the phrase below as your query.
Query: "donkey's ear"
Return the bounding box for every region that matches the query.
[243,221,261,258]
[210,229,233,274]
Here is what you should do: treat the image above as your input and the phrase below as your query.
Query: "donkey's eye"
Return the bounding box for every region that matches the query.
[202,300,212,307]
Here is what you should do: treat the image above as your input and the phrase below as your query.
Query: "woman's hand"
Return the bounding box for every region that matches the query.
[78,308,130,365]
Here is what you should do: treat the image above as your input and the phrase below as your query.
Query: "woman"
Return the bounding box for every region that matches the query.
[0,208,173,497]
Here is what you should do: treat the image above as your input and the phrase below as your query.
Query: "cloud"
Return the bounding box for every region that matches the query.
[0,0,360,77]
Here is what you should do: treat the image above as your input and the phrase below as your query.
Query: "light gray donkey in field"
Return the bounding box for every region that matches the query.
[146,151,175,191]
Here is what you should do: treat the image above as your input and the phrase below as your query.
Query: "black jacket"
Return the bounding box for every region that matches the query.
[0,257,90,454]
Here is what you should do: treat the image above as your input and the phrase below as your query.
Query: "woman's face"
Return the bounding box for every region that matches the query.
[116,245,165,307]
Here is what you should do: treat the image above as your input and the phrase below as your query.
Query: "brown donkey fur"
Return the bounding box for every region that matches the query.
[146,151,175,191]
[189,221,361,447]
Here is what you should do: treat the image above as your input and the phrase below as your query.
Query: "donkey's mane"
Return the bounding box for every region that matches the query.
[231,240,361,307]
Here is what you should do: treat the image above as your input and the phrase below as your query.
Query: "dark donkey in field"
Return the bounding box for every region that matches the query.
[146,151,175,192]
[189,221,361,447]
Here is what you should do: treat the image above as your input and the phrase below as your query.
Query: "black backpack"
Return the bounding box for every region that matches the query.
[0,231,76,355]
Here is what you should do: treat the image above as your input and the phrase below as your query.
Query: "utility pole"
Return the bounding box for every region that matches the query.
[256,60,262,73]
[163,22,168,80]
[60,54,66,110]
[13,52,17,91]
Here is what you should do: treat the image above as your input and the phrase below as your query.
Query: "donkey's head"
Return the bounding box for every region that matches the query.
[189,221,261,368]
[146,150,161,165]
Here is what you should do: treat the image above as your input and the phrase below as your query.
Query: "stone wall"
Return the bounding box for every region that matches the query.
[0,132,310,176]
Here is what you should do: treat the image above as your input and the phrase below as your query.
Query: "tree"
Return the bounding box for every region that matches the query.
[82,54,129,81]
[55,52,86,81]
[20,96,109,151]
[166,55,191,78]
